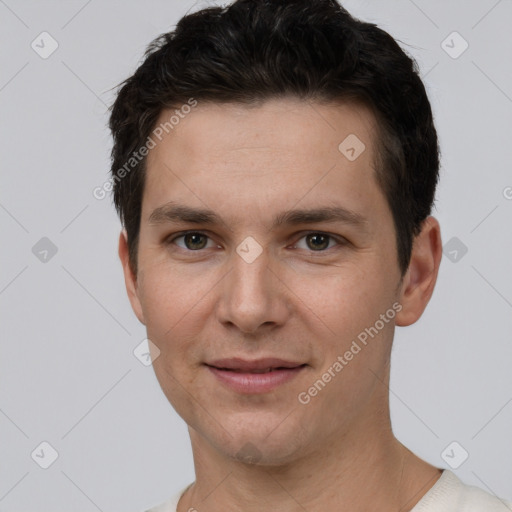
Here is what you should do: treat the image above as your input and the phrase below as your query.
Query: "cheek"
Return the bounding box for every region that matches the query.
[138,256,212,329]
[286,260,398,400]
[139,265,207,409]
[287,262,391,340]
[136,269,199,373]
[292,267,395,418]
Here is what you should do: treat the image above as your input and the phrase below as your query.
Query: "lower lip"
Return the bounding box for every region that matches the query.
[206,365,306,393]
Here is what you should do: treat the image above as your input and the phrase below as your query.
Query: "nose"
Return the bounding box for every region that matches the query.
[215,245,291,335]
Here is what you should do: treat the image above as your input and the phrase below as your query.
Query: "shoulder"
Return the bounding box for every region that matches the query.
[143,483,192,512]
[413,470,512,512]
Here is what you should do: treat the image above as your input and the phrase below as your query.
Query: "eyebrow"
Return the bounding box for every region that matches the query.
[148,201,368,230]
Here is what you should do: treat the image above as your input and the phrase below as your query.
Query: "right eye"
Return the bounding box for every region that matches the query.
[167,231,218,251]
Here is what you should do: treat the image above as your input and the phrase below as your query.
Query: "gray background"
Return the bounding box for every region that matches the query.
[1,0,511,510]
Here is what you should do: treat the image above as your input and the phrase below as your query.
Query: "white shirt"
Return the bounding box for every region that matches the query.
[145,470,512,511]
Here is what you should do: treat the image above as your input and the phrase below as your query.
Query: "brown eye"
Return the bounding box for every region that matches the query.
[305,233,330,251]
[183,233,208,250]
[170,232,214,251]
[291,232,347,253]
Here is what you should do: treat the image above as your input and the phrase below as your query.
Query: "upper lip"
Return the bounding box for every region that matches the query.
[206,358,305,371]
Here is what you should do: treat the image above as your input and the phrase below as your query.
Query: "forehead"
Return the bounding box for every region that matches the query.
[142,98,385,226]
[148,98,377,164]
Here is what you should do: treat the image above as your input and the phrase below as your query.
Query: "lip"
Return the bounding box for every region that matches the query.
[206,357,305,372]
[205,358,307,394]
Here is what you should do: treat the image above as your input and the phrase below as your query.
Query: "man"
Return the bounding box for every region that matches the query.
[109,1,512,510]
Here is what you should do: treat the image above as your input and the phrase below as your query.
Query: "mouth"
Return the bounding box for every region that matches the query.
[204,358,307,393]
[205,357,306,372]
[207,365,306,373]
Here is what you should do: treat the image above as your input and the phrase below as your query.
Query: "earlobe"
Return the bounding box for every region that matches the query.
[395,216,442,327]
[118,229,146,325]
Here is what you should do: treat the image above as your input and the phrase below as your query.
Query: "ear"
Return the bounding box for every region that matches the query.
[118,229,146,325]
[395,216,442,326]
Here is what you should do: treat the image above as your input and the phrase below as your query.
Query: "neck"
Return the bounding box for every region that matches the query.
[178,407,441,512]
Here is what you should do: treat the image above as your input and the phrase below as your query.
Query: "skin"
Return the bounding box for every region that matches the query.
[118,98,443,512]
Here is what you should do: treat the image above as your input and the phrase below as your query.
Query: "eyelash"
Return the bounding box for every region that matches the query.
[165,231,347,254]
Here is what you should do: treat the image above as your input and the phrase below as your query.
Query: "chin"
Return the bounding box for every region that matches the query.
[209,418,311,467]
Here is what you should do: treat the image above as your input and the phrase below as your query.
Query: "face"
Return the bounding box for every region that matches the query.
[120,98,426,465]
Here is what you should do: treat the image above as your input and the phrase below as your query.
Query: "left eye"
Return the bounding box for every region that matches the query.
[293,233,341,251]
